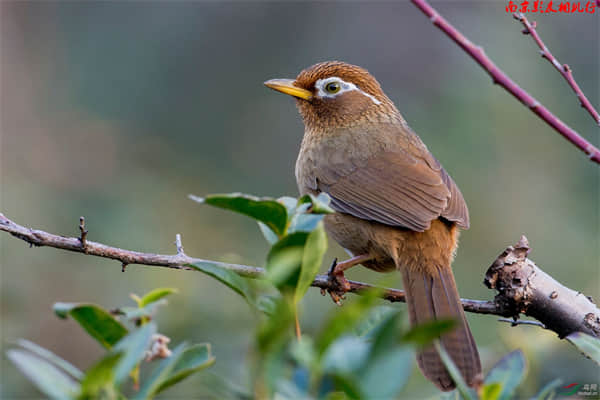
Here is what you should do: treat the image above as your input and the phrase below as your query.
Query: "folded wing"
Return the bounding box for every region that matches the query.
[315,149,468,231]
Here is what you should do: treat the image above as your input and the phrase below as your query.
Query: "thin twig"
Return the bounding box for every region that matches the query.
[513,13,600,125]
[0,212,497,315]
[175,233,185,256]
[3,211,598,339]
[498,318,547,329]
[410,0,600,163]
[79,216,88,252]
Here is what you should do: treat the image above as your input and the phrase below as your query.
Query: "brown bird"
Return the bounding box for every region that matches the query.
[264,61,481,391]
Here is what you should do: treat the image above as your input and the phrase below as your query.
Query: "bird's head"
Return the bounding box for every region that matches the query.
[265,61,399,130]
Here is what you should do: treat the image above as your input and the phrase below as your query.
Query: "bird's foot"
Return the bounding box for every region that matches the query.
[324,258,351,306]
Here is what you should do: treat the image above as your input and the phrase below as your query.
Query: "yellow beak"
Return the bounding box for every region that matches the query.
[264,79,313,101]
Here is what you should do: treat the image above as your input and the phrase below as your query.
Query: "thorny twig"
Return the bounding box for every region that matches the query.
[79,216,88,251]
[513,13,600,125]
[410,0,600,163]
[0,212,499,316]
[175,233,185,256]
[2,212,598,339]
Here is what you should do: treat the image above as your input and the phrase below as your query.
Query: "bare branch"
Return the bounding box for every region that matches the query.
[513,13,600,125]
[485,236,600,338]
[1,213,598,338]
[410,0,600,163]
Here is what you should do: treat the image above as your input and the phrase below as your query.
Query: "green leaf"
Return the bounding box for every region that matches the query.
[134,343,187,399]
[139,288,178,307]
[435,341,478,400]
[266,247,305,290]
[288,213,324,234]
[328,374,362,400]
[277,196,299,215]
[567,332,600,365]
[275,379,311,400]
[116,300,167,322]
[79,353,122,400]
[295,222,327,303]
[353,306,397,338]
[323,391,353,400]
[257,297,295,354]
[361,309,402,361]
[54,303,128,349]
[532,378,562,400]
[358,347,413,400]
[322,335,371,375]
[112,322,156,384]
[289,336,318,370]
[258,222,279,245]
[193,373,253,400]
[484,349,527,400]
[262,346,288,397]
[401,319,457,347]
[265,232,308,291]
[298,193,335,214]
[190,193,288,237]
[189,261,254,306]
[481,383,502,400]
[256,294,282,316]
[316,290,382,356]
[7,349,79,400]
[155,343,216,394]
[288,193,332,234]
[16,339,83,380]
[356,310,412,399]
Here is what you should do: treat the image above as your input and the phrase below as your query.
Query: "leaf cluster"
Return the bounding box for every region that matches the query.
[8,289,214,399]
[10,192,600,399]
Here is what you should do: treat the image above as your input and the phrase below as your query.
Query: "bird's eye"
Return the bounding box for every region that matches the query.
[325,81,341,94]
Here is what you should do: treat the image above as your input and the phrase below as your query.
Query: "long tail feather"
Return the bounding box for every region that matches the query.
[402,266,482,391]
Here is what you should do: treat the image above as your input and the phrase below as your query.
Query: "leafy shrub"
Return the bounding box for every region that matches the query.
[8,193,600,399]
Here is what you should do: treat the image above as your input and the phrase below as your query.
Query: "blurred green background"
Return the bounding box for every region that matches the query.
[1,1,598,398]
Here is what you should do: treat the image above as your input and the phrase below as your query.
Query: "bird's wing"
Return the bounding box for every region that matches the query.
[314,146,469,232]
[438,164,470,229]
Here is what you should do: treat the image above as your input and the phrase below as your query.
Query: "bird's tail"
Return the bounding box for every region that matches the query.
[401,264,482,391]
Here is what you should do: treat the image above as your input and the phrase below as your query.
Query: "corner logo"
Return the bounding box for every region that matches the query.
[560,383,599,398]
[561,383,582,396]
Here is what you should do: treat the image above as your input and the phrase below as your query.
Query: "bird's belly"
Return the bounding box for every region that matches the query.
[324,212,396,272]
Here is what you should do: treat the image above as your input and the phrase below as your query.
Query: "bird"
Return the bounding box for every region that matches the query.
[264,61,482,391]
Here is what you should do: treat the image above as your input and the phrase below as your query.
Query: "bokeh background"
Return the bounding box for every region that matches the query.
[1,1,598,398]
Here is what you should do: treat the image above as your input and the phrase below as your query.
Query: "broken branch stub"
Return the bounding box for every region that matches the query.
[484,236,600,338]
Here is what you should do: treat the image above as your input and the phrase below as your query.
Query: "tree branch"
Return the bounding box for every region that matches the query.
[0,212,492,312]
[410,0,600,163]
[513,13,600,125]
[2,212,598,339]
[485,236,600,338]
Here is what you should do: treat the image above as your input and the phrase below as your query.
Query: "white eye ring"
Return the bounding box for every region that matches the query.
[314,76,381,105]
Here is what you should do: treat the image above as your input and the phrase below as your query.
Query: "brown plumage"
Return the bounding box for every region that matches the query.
[265,61,481,391]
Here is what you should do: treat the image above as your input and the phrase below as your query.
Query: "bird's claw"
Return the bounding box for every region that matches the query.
[325,258,350,306]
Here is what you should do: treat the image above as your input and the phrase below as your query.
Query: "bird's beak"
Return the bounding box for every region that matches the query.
[264,79,313,101]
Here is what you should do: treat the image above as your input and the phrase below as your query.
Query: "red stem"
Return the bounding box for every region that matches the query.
[514,13,600,125]
[410,0,600,164]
